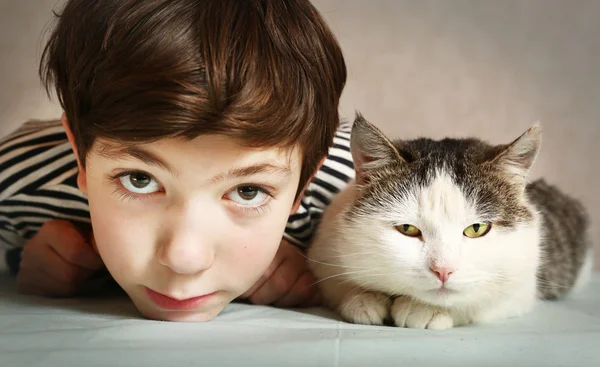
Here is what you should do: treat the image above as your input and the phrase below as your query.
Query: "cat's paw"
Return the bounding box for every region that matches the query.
[391,296,453,330]
[338,291,391,325]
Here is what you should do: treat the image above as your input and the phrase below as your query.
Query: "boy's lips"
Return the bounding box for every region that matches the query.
[145,287,217,311]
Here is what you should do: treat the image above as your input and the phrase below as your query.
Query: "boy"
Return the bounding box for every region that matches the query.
[0,0,354,322]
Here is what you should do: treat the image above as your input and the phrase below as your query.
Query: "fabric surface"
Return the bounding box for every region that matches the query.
[1,271,598,367]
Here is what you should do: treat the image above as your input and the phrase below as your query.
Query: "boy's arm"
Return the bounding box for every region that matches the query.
[0,119,81,270]
[14,220,103,296]
[0,120,103,296]
[240,122,355,307]
[240,238,321,307]
[0,120,57,272]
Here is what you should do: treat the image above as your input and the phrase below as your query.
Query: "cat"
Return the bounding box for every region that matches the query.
[307,114,592,330]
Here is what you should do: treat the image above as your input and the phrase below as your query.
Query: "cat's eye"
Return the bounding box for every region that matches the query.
[396,224,422,237]
[463,223,491,238]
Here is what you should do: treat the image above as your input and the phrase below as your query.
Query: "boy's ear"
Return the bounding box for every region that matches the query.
[289,155,327,215]
[61,113,88,194]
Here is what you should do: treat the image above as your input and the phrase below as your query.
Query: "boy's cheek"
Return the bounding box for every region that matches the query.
[224,208,293,297]
[228,227,282,292]
[87,195,155,281]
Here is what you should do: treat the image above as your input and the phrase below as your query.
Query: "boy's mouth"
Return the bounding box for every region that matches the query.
[145,287,217,311]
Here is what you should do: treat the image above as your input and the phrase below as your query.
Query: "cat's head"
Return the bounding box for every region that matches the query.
[340,114,543,307]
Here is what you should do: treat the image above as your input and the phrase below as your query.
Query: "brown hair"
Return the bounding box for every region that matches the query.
[40,0,346,196]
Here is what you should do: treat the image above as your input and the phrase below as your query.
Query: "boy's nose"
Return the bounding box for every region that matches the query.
[157,223,215,275]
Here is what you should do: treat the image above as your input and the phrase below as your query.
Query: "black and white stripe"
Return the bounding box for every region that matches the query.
[0,119,354,270]
[283,122,354,246]
[0,121,90,251]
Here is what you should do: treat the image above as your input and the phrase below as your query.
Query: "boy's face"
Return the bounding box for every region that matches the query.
[64,119,302,321]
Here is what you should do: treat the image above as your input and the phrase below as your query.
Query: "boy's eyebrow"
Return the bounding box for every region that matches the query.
[97,143,292,180]
[212,163,292,183]
[97,144,176,174]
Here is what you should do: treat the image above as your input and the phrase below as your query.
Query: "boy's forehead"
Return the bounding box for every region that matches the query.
[90,135,302,174]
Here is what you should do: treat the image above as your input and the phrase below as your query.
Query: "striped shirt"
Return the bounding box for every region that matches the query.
[0,119,354,272]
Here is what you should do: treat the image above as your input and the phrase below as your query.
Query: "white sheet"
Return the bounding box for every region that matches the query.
[1,271,599,367]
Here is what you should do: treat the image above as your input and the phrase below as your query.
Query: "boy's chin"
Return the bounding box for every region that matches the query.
[130,297,227,322]
[137,303,226,322]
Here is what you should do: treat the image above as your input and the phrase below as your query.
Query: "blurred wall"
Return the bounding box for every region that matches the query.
[1,0,598,267]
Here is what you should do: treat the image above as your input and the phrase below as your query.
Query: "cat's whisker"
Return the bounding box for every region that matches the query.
[328,253,381,263]
[307,269,376,287]
[338,272,391,287]
[330,249,384,259]
[298,253,370,270]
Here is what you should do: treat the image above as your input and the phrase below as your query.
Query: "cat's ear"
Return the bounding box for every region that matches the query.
[350,113,404,184]
[490,124,542,178]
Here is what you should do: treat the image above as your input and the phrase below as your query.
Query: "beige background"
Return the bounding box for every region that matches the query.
[1,0,598,267]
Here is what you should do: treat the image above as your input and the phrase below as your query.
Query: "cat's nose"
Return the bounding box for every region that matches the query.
[430,265,455,283]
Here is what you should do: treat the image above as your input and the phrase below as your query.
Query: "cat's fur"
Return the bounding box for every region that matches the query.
[307,114,592,329]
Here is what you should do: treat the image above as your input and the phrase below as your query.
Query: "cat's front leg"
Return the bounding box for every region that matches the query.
[391,296,454,330]
[317,275,391,325]
[338,290,391,325]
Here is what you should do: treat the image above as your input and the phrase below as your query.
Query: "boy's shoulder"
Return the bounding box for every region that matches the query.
[1,119,67,156]
[284,120,355,247]
[0,119,87,248]
[0,119,78,200]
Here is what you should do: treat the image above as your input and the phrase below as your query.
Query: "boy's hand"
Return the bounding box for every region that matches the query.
[241,239,322,308]
[17,220,104,297]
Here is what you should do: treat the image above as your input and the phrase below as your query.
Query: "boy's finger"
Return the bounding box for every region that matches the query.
[273,271,316,308]
[249,280,280,305]
[16,279,48,296]
[17,269,78,297]
[44,222,103,270]
[240,250,285,300]
[250,257,302,305]
[89,234,100,255]
[300,287,323,308]
[240,275,268,300]
[21,238,91,285]
[47,246,96,284]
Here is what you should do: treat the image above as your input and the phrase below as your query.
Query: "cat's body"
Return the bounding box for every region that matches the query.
[308,115,591,329]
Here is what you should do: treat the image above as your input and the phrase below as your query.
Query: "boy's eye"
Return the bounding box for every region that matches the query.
[238,186,259,200]
[226,185,269,206]
[119,172,161,194]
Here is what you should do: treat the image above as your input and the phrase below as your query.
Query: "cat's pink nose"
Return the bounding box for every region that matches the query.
[430,266,455,283]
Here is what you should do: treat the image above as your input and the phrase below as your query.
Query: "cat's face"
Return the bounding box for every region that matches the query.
[339,115,542,307]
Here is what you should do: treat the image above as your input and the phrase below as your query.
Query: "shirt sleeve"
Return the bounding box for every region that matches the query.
[283,121,355,248]
[0,120,90,273]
